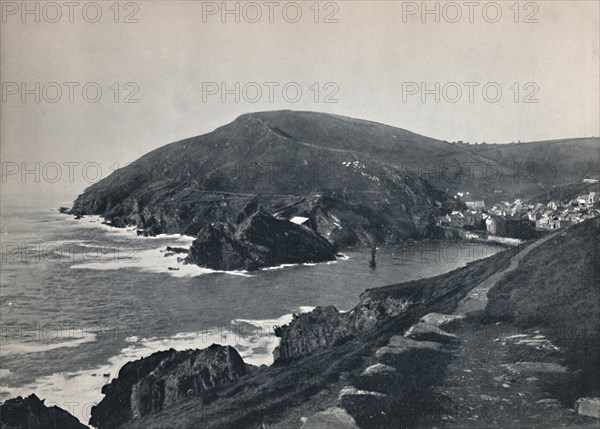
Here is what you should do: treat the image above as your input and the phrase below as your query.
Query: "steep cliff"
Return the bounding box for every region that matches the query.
[89,345,247,429]
[186,209,337,271]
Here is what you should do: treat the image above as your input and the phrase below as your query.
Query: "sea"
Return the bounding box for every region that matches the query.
[0,199,504,424]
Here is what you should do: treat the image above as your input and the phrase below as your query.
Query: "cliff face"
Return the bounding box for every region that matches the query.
[0,394,87,429]
[186,209,337,271]
[89,345,247,429]
[273,285,421,362]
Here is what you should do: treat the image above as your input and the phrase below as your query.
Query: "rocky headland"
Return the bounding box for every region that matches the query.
[185,208,337,271]
[67,112,600,272]
[89,345,247,429]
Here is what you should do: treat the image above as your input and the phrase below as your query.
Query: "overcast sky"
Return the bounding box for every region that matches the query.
[1,0,599,203]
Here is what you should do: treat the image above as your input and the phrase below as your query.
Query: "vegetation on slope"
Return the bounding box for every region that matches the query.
[486,217,600,399]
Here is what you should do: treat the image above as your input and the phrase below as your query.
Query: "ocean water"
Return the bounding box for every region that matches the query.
[0,202,503,424]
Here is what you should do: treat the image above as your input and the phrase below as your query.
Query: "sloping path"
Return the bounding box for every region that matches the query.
[437,229,599,427]
[455,231,562,315]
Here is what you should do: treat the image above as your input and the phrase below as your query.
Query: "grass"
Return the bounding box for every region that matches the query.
[485,217,600,400]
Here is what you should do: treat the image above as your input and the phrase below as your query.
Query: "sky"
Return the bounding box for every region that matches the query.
[1,0,599,203]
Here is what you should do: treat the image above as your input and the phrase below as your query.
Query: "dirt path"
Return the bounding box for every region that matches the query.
[435,231,599,428]
[434,321,599,428]
[455,231,562,315]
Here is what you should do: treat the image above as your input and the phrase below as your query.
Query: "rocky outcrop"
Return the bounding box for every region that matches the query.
[343,332,454,428]
[361,363,396,376]
[339,386,387,399]
[404,321,459,343]
[0,394,87,429]
[375,335,448,362]
[89,345,247,429]
[273,287,416,362]
[301,407,360,429]
[273,306,354,362]
[419,312,464,328]
[186,210,337,271]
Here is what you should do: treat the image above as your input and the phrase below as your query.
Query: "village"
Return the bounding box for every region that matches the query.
[437,190,599,241]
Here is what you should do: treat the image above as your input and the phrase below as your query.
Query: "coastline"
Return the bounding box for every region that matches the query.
[0,209,513,427]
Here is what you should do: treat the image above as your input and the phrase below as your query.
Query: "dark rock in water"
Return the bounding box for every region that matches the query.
[164,246,189,258]
[89,344,246,429]
[165,246,188,254]
[58,207,69,214]
[186,223,252,271]
[0,394,87,429]
[186,210,337,271]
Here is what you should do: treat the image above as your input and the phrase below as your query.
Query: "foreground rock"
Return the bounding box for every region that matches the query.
[575,397,600,418]
[186,210,337,271]
[361,363,396,376]
[89,345,247,429]
[344,335,453,428]
[0,394,87,429]
[375,335,446,359]
[419,312,464,328]
[301,407,360,429]
[404,321,458,343]
[339,386,386,399]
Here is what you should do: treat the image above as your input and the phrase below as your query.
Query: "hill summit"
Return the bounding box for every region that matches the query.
[71,110,459,249]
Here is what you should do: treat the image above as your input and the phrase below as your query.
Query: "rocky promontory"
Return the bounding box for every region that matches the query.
[0,394,88,429]
[273,286,418,362]
[185,209,337,271]
[89,345,247,429]
[69,111,458,255]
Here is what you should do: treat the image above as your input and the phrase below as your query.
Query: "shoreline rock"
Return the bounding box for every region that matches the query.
[0,394,87,429]
[273,287,416,363]
[89,345,247,429]
[185,210,337,271]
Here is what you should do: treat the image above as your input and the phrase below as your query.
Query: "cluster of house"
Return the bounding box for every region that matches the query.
[437,192,599,239]
[523,192,599,230]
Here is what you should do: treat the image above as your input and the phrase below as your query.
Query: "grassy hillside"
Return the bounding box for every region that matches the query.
[70,111,600,246]
[467,138,600,202]
[486,217,600,398]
